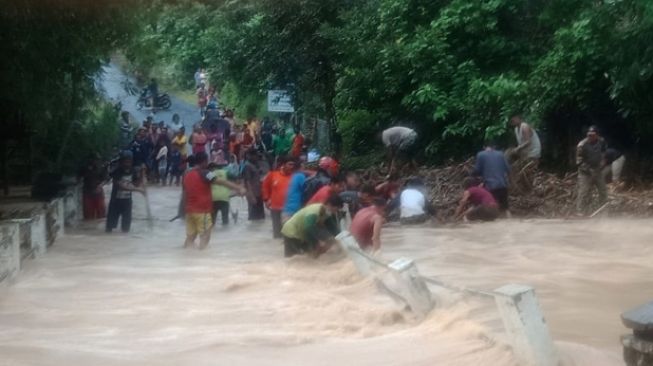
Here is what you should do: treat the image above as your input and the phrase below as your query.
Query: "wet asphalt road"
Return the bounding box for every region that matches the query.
[98,63,200,131]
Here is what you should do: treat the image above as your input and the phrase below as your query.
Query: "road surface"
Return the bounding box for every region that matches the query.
[98,63,199,131]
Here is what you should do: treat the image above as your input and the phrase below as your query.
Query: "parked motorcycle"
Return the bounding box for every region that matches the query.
[136,90,172,110]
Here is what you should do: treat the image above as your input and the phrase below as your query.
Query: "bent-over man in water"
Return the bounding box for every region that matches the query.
[350,198,386,253]
[455,178,500,222]
[281,194,343,258]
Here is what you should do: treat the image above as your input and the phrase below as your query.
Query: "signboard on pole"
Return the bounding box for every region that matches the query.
[267,90,294,113]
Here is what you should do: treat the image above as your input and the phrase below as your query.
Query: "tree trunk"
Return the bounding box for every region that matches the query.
[55,73,80,171]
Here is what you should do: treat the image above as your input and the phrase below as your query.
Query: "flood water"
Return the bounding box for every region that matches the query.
[1,186,649,365]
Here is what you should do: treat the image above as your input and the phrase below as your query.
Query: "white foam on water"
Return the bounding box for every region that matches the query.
[0,186,644,365]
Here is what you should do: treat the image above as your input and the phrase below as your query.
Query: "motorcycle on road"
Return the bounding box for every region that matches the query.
[136,90,172,110]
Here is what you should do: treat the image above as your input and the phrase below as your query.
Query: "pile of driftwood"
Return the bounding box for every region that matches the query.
[421,160,653,218]
[359,159,653,218]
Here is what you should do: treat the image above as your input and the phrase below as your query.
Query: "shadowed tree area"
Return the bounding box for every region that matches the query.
[125,0,653,175]
[2,0,653,189]
[0,0,136,193]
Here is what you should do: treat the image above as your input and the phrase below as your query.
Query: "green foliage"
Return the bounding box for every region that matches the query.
[0,0,136,181]
[338,110,382,156]
[127,0,653,164]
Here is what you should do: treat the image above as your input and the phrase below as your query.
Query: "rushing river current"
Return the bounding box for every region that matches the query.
[1,186,650,365]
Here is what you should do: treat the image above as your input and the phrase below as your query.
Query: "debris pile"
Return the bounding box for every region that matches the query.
[359,159,653,219]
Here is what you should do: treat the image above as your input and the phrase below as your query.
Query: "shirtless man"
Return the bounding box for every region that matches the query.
[350,198,386,253]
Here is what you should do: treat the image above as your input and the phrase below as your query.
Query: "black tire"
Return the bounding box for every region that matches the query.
[159,95,172,110]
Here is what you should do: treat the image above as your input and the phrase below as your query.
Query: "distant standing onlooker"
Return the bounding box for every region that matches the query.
[168,145,183,186]
[509,114,542,161]
[197,83,208,118]
[190,125,208,155]
[155,140,168,186]
[473,141,511,215]
[290,126,305,159]
[106,151,145,233]
[242,150,266,221]
[576,125,607,215]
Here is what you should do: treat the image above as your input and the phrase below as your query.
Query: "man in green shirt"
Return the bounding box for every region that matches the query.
[209,162,244,225]
[281,194,343,258]
[272,128,293,159]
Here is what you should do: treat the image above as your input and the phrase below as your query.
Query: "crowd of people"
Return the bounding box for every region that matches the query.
[79,74,628,260]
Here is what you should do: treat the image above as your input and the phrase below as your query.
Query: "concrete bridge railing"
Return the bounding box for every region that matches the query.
[0,183,81,284]
[336,231,559,366]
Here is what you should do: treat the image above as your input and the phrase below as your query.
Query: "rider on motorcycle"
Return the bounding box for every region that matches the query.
[147,78,159,110]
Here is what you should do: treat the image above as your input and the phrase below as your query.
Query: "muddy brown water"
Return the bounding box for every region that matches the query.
[1,186,648,365]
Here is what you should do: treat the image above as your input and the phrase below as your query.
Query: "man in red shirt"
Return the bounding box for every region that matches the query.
[454,177,500,222]
[307,175,346,204]
[290,126,305,158]
[262,156,296,238]
[350,198,386,253]
[183,152,244,249]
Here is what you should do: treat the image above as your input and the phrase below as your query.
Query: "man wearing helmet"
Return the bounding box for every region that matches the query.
[302,156,340,205]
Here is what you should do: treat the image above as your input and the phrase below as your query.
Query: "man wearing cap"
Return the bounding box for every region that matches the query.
[576,125,608,215]
[106,150,145,233]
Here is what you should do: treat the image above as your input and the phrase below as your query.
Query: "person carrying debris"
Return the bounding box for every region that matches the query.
[281,194,343,258]
[382,126,417,173]
[576,126,607,215]
[507,114,542,193]
[455,177,500,222]
[509,114,541,162]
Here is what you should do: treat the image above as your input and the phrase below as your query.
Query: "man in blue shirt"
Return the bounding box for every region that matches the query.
[473,141,511,216]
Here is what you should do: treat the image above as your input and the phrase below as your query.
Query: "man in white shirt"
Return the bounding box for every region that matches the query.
[398,178,433,225]
[509,114,541,161]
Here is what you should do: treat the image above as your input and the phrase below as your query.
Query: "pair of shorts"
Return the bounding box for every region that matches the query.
[489,188,509,211]
[186,213,213,236]
[467,205,500,221]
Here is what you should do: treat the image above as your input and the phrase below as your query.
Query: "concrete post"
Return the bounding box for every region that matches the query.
[63,187,81,228]
[494,284,558,366]
[0,222,20,283]
[388,257,434,318]
[53,198,65,239]
[621,301,653,366]
[30,213,48,256]
[336,231,372,276]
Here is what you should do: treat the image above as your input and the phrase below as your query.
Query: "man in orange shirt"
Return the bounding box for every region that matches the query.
[307,175,346,205]
[262,156,296,238]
